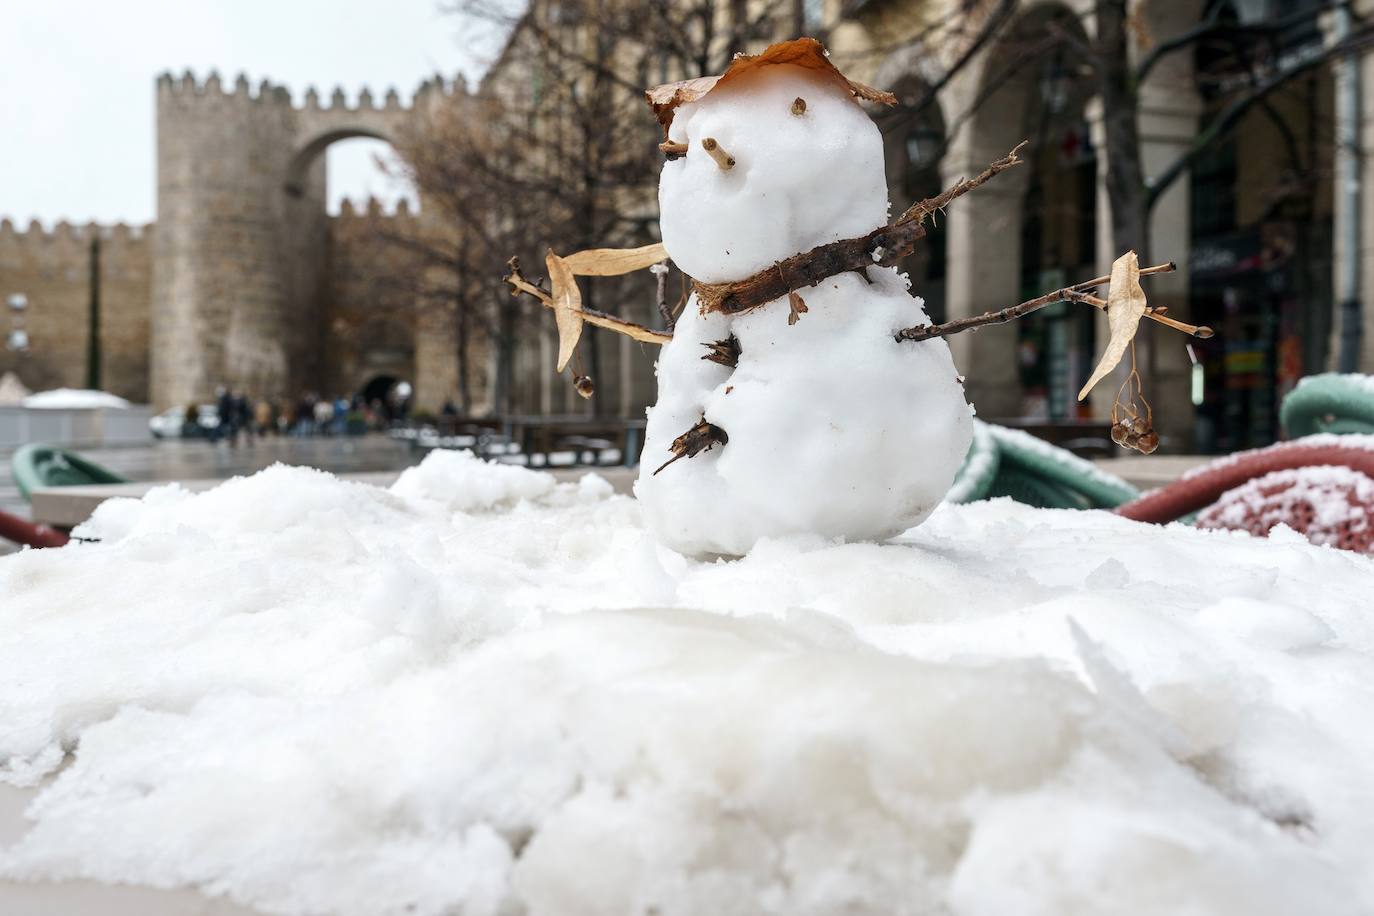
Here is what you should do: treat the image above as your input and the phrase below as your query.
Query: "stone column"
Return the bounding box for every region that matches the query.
[1332,38,1374,372]
[940,145,1028,420]
[413,304,458,413]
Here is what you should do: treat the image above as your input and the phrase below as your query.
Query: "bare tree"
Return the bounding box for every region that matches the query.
[356,0,814,416]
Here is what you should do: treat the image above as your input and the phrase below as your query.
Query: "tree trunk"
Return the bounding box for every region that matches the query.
[455,294,472,416]
[1095,0,1156,387]
[497,300,516,416]
[1095,0,1150,263]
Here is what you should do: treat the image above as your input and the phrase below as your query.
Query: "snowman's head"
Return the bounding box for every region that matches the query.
[657,63,889,284]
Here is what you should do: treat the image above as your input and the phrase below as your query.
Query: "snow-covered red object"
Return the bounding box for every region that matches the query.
[635,57,972,556]
[0,508,68,549]
[1195,465,1374,553]
[1116,435,1374,524]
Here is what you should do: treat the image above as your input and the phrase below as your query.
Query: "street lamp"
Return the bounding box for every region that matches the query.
[6,293,28,353]
[1039,55,1073,116]
[905,124,942,172]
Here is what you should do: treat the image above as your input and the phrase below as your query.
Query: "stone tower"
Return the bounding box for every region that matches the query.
[151,71,440,408]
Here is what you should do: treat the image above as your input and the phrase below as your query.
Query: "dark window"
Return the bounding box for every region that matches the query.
[1191,139,1237,237]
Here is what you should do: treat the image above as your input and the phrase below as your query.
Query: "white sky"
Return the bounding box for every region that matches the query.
[0,0,497,226]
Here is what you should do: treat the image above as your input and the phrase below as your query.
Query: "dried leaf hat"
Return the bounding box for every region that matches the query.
[644,37,896,137]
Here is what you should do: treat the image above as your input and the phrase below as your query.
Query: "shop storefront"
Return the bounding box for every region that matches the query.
[1189,223,1331,452]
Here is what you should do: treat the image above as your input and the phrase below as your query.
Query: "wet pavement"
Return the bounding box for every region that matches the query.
[0,436,423,554]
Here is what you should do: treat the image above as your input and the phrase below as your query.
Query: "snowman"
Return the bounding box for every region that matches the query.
[633,40,974,557]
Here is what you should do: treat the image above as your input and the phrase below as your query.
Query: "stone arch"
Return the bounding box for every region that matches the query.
[339,315,416,402]
[284,127,393,197]
[359,373,405,405]
[149,74,457,411]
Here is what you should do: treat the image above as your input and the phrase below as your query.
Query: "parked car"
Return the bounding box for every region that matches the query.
[149,405,220,439]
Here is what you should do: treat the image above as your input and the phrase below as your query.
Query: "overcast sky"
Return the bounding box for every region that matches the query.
[1,1,496,227]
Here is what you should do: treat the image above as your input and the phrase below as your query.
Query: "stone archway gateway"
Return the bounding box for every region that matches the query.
[149,72,457,410]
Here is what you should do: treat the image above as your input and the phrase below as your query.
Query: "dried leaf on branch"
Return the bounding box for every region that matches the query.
[503,257,671,351]
[894,261,1208,342]
[1078,251,1150,401]
[562,242,668,276]
[545,252,585,372]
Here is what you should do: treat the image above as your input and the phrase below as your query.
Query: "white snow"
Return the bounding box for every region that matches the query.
[1294,371,1374,396]
[21,388,132,409]
[2,454,1373,916]
[1197,464,1374,549]
[640,64,972,556]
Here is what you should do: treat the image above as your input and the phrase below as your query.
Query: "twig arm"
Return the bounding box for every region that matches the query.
[895,262,1212,342]
[694,143,1027,315]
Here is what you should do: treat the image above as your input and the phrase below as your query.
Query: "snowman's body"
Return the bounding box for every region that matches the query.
[635,63,973,557]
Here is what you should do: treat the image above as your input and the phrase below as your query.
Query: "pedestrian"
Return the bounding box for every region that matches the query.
[182,402,203,438]
[234,392,252,442]
[332,395,349,436]
[215,387,236,444]
[254,398,273,437]
[314,396,334,436]
[295,394,315,437]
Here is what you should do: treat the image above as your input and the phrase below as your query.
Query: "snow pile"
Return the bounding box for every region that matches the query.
[0,371,31,406]
[1,453,1373,915]
[21,388,132,409]
[640,64,972,556]
[390,447,599,512]
[1197,465,1374,552]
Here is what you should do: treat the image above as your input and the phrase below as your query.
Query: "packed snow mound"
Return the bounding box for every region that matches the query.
[21,388,132,409]
[2,454,1373,915]
[658,64,888,284]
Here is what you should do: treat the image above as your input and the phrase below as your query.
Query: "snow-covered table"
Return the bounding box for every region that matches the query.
[1,450,1371,916]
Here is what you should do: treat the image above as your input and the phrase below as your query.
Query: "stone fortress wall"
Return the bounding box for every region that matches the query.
[151,71,454,410]
[0,220,152,402]
[0,70,461,410]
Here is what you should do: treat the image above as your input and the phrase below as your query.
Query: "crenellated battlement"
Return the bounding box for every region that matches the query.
[156,69,467,113]
[0,218,151,246]
[333,197,414,222]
